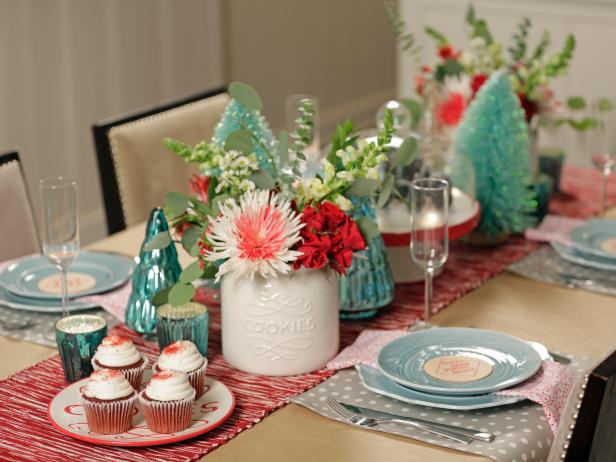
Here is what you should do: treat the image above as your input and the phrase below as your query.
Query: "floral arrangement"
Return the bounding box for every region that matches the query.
[146,82,416,306]
[386,2,577,128]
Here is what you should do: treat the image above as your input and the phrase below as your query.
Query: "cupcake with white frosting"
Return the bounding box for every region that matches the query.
[138,370,196,433]
[81,369,137,434]
[154,340,207,398]
[92,335,148,390]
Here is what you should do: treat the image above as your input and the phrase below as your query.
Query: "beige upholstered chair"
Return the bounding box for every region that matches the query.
[0,152,40,261]
[93,88,230,234]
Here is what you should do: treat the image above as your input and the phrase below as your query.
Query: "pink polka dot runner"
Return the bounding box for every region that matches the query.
[0,166,613,461]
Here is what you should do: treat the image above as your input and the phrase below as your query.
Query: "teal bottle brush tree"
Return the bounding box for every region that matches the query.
[453,70,536,243]
[125,208,182,334]
[212,96,277,176]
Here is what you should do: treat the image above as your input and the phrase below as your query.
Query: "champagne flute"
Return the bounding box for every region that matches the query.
[410,178,449,330]
[40,177,79,318]
[589,107,615,214]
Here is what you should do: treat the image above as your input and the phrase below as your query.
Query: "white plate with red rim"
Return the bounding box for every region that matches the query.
[47,375,235,447]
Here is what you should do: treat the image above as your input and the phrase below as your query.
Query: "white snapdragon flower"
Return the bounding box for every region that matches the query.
[365,167,380,180]
[308,178,331,200]
[332,194,353,211]
[323,160,336,183]
[336,171,355,182]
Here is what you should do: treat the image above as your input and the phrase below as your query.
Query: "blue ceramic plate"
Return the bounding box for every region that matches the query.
[377,328,542,396]
[356,364,527,410]
[569,220,616,259]
[0,285,99,313]
[552,242,616,272]
[0,252,135,300]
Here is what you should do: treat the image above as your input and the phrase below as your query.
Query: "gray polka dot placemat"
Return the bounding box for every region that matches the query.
[0,305,119,347]
[292,358,591,462]
[508,245,616,296]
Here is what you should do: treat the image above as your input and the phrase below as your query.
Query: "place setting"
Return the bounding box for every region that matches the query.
[3,5,616,460]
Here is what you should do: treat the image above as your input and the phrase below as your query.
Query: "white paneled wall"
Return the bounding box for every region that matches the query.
[397,0,616,166]
[0,0,223,243]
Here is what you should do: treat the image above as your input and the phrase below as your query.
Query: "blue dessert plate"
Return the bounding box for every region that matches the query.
[0,285,99,313]
[0,252,135,300]
[552,241,616,272]
[569,219,616,259]
[356,364,527,410]
[376,327,542,396]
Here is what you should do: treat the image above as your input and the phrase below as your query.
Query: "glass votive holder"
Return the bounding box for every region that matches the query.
[55,314,107,383]
[156,302,209,356]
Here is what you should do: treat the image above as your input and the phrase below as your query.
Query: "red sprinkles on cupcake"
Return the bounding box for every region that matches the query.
[100,334,131,346]
[152,370,179,381]
[89,369,123,381]
[162,341,189,355]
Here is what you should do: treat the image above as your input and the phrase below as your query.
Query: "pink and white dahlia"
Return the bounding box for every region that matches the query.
[205,190,304,281]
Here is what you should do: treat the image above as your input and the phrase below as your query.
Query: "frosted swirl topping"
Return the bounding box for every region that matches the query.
[83,369,134,400]
[145,370,195,401]
[94,335,142,367]
[158,340,204,373]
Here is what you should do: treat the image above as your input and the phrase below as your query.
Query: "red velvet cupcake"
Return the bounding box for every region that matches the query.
[154,340,207,398]
[92,335,148,390]
[138,370,196,433]
[81,369,137,434]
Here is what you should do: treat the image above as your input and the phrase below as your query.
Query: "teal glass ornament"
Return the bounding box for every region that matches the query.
[212,98,277,175]
[126,208,182,334]
[339,198,394,319]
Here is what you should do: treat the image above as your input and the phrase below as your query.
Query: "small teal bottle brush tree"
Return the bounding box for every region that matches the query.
[454,71,536,244]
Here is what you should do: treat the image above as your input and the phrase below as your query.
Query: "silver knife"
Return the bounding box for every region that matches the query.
[340,402,494,442]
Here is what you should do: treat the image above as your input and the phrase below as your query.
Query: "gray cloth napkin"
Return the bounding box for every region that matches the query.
[0,305,119,347]
[508,245,616,296]
[293,357,591,462]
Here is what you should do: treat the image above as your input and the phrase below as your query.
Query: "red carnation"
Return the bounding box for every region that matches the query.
[518,93,538,122]
[421,65,432,73]
[189,174,210,203]
[293,201,366,275]
[470,73,488,98]
[415,75,426,96]
[436,92,466,127]
[438,45,457,60]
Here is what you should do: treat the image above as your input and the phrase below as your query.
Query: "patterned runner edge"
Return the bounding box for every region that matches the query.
[0,165,613,461]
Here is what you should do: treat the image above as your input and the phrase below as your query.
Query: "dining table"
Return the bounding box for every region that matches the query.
[1,205,616,462]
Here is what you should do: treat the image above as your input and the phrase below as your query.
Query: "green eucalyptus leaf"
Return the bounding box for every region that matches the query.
[168,283,196,307]
[179,261,204,284]
[181,225,203,254]
[224,129,254,154]
[143,231,171,252]
[151,287,172,306]
[277,130,289,165]
[229,82,262,111]
[201,263,218,280]
[377,173,395,209]
[250,169,275,190]
[598,98,614,112]
[165,192,189,217]
[567,96,586,111]
[356,216,380,243]
[192,200,212,216]
[401,98,423,129]
[346,178,380,197]
[396,137,418,167]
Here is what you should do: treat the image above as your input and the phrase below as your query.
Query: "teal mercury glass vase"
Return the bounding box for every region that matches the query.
[126,208,182,334]
[339,198,394,319]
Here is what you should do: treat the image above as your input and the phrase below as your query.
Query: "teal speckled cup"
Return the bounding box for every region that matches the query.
[55,314,107,383]
[156,303,209,357]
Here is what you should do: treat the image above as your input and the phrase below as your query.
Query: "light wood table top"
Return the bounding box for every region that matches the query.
[2,222,615,462]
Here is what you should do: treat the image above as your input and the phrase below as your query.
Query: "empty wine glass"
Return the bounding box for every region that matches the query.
[40,177,79,318]
[410,178,449,330]
[590,124,616,214]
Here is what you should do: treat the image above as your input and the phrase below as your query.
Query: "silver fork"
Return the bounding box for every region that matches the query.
[326,396,473,445]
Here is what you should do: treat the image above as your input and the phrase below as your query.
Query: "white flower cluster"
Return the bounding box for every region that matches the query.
[214,150,259,196]
[295,144,387,212]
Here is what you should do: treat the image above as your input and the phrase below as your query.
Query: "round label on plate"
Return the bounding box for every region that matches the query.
[423,355,493,383]
[38,272,97,295]
[600,237,616,256]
